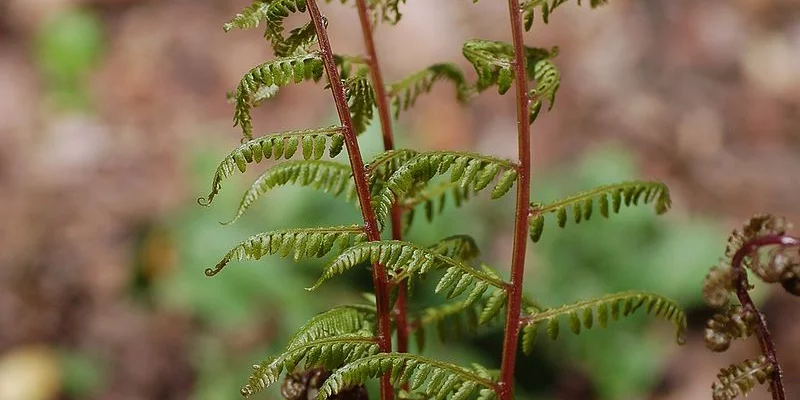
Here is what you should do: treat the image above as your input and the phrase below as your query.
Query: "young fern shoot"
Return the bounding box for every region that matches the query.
[201,1,688,399]
[703,215,799,400]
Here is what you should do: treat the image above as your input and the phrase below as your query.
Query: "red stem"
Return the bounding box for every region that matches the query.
[306,2,394,400]
[353,0,410,356]
[730,234,799,400]
[498,0,532,398]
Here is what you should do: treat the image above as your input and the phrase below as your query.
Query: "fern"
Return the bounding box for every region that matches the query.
[242,332,379,398]
[462,39,558,94]
[233,53,325,139]
[344,70,377,135]
[704,305,756,352]
[520,291,686,355]
[410,301,481,352]
[372,151,518,227]
[711,357,774,400]
[198,126,345,206]
[520,0,609,30]
[528,180,671,243]
[225,160,357,224]
[317,353,497,400]
[205,225,367,277]
[223,0,272,32]
[365,149,420,192]
[387,63,471,118]
[527,58,560,123]
[275,20,321,57]
[401,182,472,230]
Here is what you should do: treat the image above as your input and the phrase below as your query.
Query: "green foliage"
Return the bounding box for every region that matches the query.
[225,160,357,224]
[528,180,671,243]
[387,63,471,118]
[206,226,367,277]
[242,332,379,398]
[345,70,377,135]
[401,182,472,231]
[366,149,420,191]
[411,301,481,352]
[711,357,773,400]
[241,305,377,397]
[521,0,609,30]
[232,54,325,139]
[198,126,345,206]
[520,291,686,355]
[372,151,518,227]
[317,353,497,400]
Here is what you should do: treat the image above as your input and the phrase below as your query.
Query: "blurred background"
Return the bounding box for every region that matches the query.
[1,0,799,399]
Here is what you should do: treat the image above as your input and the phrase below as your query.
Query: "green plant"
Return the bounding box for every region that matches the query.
[199,1,688,399]
[702,215,799,400]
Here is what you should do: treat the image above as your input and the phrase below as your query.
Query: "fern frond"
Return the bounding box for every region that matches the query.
[427,235,481,264]
[373,151,518,227]
[411,301,481,352]
[287,305,377,352]
[520,291,686,355]
[366,0,407,24]
[704,305,756,352]
[401,182,472,230]
[317,353,497,400]
[527,58,560,123]
[310,240,506,290]
[344,70,376,135]
[275,20,321,57]
[521,0,609,30]
[462,39,558,95]
[233,53,324,139]
[528,180,671,243]
[225,160,357,224]
[333,54,369,80]
[198,126,345,206]
[387,63,471,118]
[223,0,271,32]
[366,149,420,191]
[206,225,367,277]
[703,214,792,307]
[711,357,773,400]
[241,332,379,398]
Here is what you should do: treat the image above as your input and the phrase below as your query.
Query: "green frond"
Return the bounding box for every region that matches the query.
[233,53,324,139]
[520,291,686,355]
[309,240,507,292]
[224,160,356,224]
[274,20,321,57]
[317,353,497,400]
[373,151,518,227]
[333,54,369,80]
[411,301,481,352]
[402,182,472,231]
[527,58,560,123]
[366,149,420,191]
[427,235,481,263]
[223,0,271,32]
[205,225,367,277]
[711,357,774,400]
[387,63,471,118]
[344,70,376,135]
[528,180,671,243]
[521,0,609,30]
[367,0,407,24]
[287,305,377,352]
[198,126,345,206]
[462,39,558,94]
[704,306,756,352]
[241,332,379,398]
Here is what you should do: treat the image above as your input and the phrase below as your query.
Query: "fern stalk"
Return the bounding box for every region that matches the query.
[730,234,799,400]
[354,0,412,357]
[306,2,395,399]
[497,0,533,399]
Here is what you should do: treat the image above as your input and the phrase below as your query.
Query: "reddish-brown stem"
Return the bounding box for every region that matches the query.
[353,0,411,356]
[730,234,799,400]
[306,2,394,400]
[497,0,532,398]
